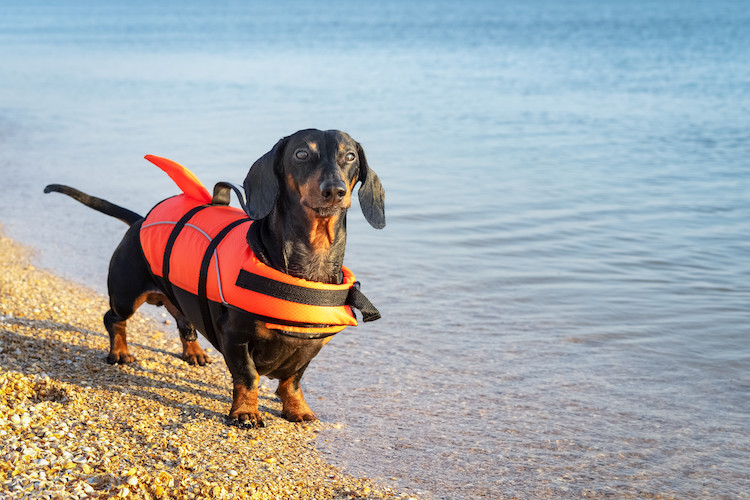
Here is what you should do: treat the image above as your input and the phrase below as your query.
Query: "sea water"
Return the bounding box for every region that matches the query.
[1,1,748,498]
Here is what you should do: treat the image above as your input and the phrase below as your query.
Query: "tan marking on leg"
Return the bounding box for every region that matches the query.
[229,383,264,427]
[277,377,317,422]
[106,318,135,364]
[161,297,210,366]
[180,340,210,366]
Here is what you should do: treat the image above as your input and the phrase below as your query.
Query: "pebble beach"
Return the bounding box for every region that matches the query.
[0,228,417,500]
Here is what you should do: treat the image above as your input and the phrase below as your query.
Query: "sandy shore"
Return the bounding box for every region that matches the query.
[0,229,416,500]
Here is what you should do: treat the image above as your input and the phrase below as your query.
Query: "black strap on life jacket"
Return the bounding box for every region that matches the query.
[162,205,209,306]
[347,283,382,323]
[196,218,251,342]
[235,271,381,323]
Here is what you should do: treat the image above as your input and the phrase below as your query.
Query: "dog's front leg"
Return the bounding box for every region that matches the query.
[220,318,264,428]
[277,363,317,422]
[225,346,263,427]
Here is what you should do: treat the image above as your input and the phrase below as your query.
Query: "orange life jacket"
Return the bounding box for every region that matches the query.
[139,155,379,337]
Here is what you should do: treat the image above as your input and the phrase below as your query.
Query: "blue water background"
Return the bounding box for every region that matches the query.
[1,1,749,498]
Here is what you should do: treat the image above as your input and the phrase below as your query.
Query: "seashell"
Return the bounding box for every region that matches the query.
[86,474,110,487]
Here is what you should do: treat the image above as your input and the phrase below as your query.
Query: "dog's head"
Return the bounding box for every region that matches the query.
[243,129,385,230]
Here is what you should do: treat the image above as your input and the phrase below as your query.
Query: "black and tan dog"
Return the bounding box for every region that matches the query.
[45,129,385,427]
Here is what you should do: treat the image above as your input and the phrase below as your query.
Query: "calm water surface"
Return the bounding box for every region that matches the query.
[1,1,749,498]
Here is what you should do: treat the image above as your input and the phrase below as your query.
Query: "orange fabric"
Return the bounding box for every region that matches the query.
[140,195,358,332]
[144,155,213,204]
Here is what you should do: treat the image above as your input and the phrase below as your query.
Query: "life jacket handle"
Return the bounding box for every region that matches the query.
[213,181,250,215]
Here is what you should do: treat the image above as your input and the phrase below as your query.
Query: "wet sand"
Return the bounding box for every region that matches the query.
[0,228,418,499]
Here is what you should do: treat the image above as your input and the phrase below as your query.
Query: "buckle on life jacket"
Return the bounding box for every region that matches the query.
[347,282,381,323]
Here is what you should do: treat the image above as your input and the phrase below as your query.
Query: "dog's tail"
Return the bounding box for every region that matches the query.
[44,184,143,226]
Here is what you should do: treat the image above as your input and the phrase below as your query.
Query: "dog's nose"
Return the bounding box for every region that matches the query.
[320,179,347,203]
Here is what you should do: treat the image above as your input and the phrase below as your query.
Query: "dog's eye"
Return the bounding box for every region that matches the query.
[295,150,309,160]
[345,152,356,162]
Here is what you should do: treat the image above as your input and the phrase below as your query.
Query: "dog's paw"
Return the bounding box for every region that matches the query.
[182,352,211,366]
[106,353,135,364]
[181,341,211,366]
[281,409,317,423]
[225,412,265,429]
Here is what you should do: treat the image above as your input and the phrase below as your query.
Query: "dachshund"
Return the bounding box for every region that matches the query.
[45,129,385,427]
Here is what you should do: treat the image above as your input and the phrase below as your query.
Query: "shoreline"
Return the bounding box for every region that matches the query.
[0,229,415,499]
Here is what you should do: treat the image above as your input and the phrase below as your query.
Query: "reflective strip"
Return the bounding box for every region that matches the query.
[143,220,228,304]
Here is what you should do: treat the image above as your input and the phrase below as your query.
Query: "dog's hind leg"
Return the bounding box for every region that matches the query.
[163,301,211,366]
[103,291,155,364]
[103,221,156,364]
[103,309,134,364]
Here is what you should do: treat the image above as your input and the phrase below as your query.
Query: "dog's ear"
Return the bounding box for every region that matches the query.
[356,143,386,229]
[243,137,287,220]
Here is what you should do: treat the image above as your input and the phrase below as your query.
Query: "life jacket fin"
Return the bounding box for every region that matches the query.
[145,155,213,204]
